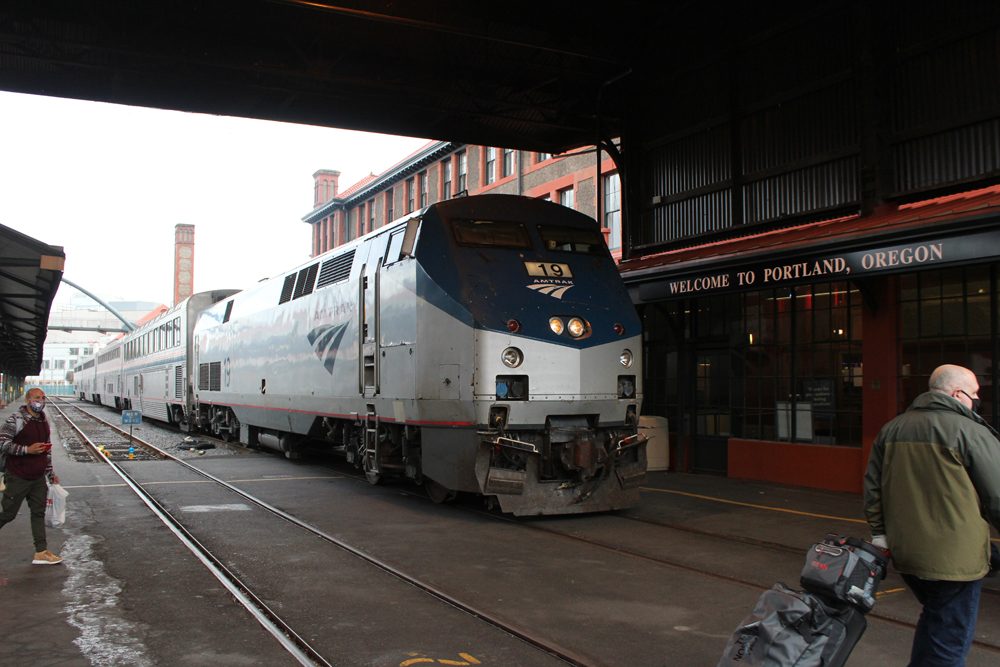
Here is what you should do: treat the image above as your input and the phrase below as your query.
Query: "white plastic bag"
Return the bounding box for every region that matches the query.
[44,483,69,527]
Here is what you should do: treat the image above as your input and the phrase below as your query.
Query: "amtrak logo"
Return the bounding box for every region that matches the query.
[527,281,574,299]
[307,323,350,374]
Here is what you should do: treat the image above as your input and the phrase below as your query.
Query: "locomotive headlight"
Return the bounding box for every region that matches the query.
[549,317,564,335]
[567,318,586,337]
[620,349,633,367]
[501,347,523,368]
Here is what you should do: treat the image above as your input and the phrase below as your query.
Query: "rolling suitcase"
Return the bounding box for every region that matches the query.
[717,583,866,667]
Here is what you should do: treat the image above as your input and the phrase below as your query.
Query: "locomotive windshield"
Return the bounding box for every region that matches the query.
[452,219,533,250]
[538,225,606,255]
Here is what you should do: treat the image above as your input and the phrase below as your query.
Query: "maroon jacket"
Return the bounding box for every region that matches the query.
[0,405,53,481]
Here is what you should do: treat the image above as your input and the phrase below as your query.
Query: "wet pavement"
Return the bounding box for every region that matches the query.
[1,398,998,666]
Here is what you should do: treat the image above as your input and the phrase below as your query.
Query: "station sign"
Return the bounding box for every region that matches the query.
[635,226,1000,302]
[122,410,142,425]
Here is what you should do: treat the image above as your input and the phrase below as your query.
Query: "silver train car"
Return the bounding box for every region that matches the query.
[74,290,237,427]
[192,195,645,515]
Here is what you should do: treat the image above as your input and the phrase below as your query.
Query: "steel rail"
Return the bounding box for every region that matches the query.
[50,403,332,667]
[321,459,1000,655]
[56,400,609,667]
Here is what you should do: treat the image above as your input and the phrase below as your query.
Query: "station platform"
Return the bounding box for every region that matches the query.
[1,396,998,666]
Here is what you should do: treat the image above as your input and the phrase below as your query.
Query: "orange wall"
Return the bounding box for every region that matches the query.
[728,439,864,493]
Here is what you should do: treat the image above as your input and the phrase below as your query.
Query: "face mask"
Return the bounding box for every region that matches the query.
[960,389,981,414]
[29,400,44,413]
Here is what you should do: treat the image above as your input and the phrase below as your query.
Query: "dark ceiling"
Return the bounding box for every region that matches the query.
[0,0,673,153]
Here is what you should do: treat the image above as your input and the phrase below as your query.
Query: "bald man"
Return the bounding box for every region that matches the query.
[0,388,62,564]
[865,365,1000,667]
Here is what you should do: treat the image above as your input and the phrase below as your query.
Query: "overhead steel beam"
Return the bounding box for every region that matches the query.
[60,277,136,332]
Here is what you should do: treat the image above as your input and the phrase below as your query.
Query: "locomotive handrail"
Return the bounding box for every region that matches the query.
[483,434,539,453]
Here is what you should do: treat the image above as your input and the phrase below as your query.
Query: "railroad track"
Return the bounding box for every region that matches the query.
[54,399,1000,656]
[316,454,1000,655]
[50,400,609,667]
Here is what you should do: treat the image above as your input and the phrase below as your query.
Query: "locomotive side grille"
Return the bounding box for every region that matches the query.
[293,263,320,300]
[317,249,355,289]
[175,365,184,398]
[209,361,222,392]
[198,363,210,391]
[279,274,296,304]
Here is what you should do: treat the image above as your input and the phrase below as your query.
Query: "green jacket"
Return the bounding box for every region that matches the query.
[864,391,1000,581]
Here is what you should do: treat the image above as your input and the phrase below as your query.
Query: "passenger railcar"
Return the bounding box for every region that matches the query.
[193,195,645,515]
[75,290,237,427]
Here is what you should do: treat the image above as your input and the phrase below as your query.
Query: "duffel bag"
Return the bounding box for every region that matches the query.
[800,534,889,612]
[717,583,866,667]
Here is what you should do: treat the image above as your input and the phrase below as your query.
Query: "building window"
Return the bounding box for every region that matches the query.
[502,148,515,178]
[84,347,92,355]
[368,200,376,233]
[538,193,551,201]
[442,159,452,200]
[898,264,995,425]
[419,171,427,208]
[42,360,50,370]
[559,187,575,210]
[485,147,496,184]
[69,348,79,355]
[604,173,622,250]
[537,152,550,162]
[407,178,415,213]
[56,360,66,370]
[386,190,393,225]
[456,151,467,193]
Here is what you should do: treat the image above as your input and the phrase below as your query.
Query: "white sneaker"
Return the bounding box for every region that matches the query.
[32,550,63,565]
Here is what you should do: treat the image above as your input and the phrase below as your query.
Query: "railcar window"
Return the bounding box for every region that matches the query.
[452,220,533,250]
[538,225,607,255]
[385,229,406,265]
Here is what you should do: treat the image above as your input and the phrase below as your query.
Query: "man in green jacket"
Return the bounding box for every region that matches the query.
[865,364,1000,667]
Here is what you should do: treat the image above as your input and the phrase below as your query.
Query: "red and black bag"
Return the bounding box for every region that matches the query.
[800,534,890,613]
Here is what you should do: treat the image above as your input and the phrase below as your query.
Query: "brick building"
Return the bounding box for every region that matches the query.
[303,141,623,261]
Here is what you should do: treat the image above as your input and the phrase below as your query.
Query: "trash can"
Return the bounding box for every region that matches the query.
[638,415,670,471]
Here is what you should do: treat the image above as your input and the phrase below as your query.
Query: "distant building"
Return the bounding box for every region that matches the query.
[303,141,623,261]
[25,300,163,394]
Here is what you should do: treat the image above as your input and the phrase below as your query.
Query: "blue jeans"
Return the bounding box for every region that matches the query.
[902,574,982,667]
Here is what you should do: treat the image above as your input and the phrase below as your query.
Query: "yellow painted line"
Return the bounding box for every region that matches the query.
[876,588,907,597]
[641,487,869,524]
[459,655,481,665]
[642,488,1000,543]
[400,660,434,666]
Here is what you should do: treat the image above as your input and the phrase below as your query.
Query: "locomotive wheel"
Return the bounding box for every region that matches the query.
[365,470,382,485]
[425,479,456,504]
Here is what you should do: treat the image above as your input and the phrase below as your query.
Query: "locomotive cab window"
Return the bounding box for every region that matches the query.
[538,225,606,255]
[452,219,533,250]
[384,228,407,265]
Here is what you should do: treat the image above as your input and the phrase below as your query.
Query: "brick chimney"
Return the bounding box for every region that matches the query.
[173,224,195,306]
[313,169,341,207]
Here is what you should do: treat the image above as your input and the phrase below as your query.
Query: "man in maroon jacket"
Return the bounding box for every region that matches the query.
[0,388,63,564]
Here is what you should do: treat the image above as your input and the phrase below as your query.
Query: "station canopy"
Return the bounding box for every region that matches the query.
[0,0,672,154]
[0,224,64,377]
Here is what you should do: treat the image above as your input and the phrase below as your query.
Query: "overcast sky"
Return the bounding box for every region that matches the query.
[0,91,429,312]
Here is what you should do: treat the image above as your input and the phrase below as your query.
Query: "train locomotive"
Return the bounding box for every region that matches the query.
[77,195,646,515]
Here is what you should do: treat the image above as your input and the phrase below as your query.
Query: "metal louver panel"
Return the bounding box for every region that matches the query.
[209,362,222,392]
[198,363,210,391]
[317,249,356,289]
[175,365,184,398]
[293,263,320,300]
[279,274,296,304]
